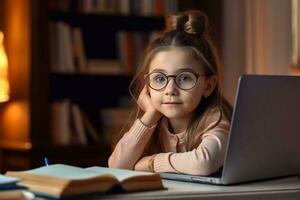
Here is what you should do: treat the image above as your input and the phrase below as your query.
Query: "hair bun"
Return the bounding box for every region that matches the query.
[165,10,209,37]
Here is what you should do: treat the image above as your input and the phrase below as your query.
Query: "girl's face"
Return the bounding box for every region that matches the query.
[148,47,215,121]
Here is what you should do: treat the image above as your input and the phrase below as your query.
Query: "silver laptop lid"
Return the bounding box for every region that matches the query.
[222,75,300,185]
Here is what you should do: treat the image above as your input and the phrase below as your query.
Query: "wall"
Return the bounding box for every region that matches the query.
[222,0,293,103]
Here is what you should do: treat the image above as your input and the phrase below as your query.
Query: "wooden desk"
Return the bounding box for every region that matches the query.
[94,176,300,200]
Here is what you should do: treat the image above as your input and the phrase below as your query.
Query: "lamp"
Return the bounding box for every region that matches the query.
[0,31,9,102]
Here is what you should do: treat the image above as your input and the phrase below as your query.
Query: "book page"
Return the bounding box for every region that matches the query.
[21,164,113,180]
[86,166,156,182]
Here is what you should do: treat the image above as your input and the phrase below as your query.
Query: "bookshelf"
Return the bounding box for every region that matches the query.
[0,0,167,172]
[46,2,166,148]
[0,0,221,173]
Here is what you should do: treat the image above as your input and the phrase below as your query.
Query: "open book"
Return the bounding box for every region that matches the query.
[5,164,164,198]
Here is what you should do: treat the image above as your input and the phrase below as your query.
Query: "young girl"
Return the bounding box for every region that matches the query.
[108,10,232,176]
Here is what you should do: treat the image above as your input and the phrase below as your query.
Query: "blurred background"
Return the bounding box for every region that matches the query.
[0,0,299,173]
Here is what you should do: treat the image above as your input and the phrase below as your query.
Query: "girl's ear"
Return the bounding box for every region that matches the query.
[203,75,217,97]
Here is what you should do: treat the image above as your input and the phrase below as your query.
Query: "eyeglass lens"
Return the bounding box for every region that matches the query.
[147,72,197,90]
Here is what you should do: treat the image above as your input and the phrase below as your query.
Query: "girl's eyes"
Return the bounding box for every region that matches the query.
[153,75,166,83]
[178,74,193,82]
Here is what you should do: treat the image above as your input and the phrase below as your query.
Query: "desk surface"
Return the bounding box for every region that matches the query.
[95,176,300,200]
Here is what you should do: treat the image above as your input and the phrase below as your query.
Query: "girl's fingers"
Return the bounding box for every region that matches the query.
[137,86,148,111]
[141,86,148,96]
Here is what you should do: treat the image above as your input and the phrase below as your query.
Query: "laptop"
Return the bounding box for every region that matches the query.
[160,75,300,185]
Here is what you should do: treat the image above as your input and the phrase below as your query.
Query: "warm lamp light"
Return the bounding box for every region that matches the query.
[0,31,10,102]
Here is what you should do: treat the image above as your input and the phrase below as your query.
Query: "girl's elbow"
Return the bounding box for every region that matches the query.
[108,156,122,169]
[108,156,116,168]
[108,150,128,169]
[108,157,134,170]
[190,161,220,176]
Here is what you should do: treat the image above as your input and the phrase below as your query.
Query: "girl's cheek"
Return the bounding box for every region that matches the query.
[150,94,161,108]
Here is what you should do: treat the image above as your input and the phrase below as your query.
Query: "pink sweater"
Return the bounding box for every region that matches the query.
[108,112,230,175]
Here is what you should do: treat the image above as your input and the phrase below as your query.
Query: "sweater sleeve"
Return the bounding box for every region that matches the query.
[153,119,229,176]
[108,119,157,170]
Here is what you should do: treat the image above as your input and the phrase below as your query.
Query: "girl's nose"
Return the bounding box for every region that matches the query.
[164,79,178,96]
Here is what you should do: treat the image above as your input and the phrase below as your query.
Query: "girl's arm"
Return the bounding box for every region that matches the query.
[108,86,161,169]
[108,118,157,169]
[153,119,229,176]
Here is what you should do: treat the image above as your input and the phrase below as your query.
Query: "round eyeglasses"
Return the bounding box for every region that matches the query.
[144,71,205,90]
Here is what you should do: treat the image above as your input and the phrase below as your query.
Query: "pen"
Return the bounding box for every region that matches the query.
[43,157,49,166]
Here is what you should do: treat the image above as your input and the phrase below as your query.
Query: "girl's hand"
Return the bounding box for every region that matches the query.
[134,155,156,172]
[137,86,162,127]
[137,86,155,113]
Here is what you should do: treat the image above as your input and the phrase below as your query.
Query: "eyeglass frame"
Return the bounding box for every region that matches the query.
[144,71,206,91]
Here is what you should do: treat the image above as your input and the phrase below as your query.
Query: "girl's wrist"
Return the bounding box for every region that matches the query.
[148,155,155,172]
[140,110,161,127]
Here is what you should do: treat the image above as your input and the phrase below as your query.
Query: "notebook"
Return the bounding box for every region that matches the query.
[160,75,300,185]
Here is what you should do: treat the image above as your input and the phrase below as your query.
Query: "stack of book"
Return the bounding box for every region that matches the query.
[5,164,164,199]
[0,174,34,200]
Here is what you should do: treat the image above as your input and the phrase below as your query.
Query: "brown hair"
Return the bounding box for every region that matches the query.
[117,10,232,152]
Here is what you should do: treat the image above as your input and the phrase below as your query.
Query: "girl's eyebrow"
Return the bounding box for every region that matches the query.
[176,68,197,73]
[150,67,197,74]
[150,69,166,73]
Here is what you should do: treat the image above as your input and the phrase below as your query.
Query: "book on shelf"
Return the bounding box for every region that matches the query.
[116,31,135,74]
[50,22,123,75]
[50,100,71,145]
[85,59,122,75]
[50,100,101,145]
[81,110,101,143]
[5,164,164,199]
[73,27,87,72]
[116,31,160,74]
[71,104,88,145]
[100,107,134,146]
[50,22,76,73]
[50,22,79,73]
[50,0,178,16]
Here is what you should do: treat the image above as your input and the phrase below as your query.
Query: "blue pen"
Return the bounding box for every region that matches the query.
[43,157,49,166]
